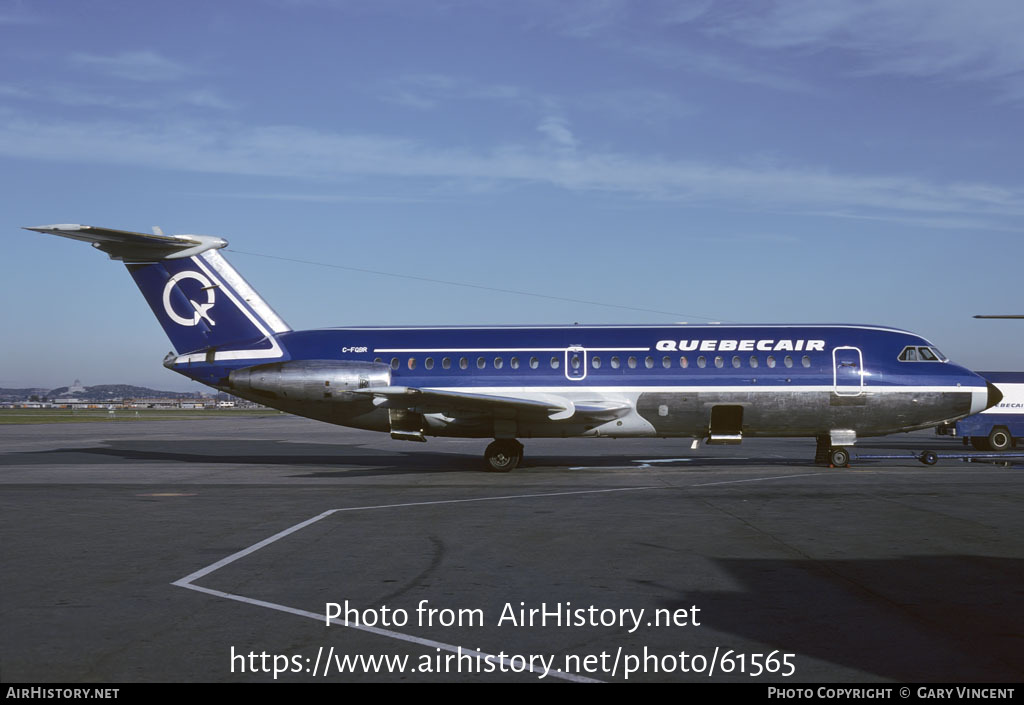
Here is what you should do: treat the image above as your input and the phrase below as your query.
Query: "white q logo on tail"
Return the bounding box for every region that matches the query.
[162,271,217,327]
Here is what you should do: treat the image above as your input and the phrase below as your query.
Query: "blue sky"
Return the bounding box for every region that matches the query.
[2,0,1022,390]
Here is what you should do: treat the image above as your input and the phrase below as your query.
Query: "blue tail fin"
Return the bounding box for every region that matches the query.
[127,249,290,361]
[25,224,290,363]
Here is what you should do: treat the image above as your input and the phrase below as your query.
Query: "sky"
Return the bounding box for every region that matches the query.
[1,0,1021,391]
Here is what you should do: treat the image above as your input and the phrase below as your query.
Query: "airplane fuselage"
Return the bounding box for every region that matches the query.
[27,224,1000,470]
[170,324,991,443]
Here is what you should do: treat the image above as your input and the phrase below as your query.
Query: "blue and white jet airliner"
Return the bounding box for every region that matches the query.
[26,224,1001,470]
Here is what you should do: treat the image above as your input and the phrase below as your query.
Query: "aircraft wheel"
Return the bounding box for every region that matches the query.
[828,447,850,467]
[988,427,1012,451]
[484,439,523,472]
[920,451,938,466]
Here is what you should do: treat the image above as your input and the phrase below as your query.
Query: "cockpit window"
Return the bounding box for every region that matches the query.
[899,346,947,362]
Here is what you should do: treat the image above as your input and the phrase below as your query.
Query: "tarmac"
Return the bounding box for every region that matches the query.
[2,414,1022,683]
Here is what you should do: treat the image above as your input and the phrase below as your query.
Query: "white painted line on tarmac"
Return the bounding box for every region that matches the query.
[175,487,658,585]
[178,582,600,683]
[173,486,664,683]
[172,476,821,681]
[693,472,825,487]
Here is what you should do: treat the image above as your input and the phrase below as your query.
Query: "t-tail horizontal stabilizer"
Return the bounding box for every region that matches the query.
[24,224,227,262]
[25,224,290,363]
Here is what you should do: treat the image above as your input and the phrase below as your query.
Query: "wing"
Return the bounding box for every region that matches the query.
[353,386,630,422]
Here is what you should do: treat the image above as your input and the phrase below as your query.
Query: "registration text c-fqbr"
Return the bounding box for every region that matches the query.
[656,339,826,353]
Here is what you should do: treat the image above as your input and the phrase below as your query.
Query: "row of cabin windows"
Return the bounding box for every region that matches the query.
[377,354,815,372]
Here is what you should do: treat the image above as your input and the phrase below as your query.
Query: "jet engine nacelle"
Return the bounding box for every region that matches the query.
[227,359,391,402]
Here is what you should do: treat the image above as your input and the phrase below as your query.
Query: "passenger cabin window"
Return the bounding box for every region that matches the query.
[611,356,621,369]
[592,356,602,369]
[494,357,503,369]
[627,356,637,369]
[530,357,539,369]
[510,357,520,370]
[459,357,468,370]
[442,357,452,370]
[697,356,707,368]
[425,357,434,370]
[550,357,560,369]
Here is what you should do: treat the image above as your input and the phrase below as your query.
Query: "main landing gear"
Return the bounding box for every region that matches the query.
[815,435,851,467]
[484,439,524,472]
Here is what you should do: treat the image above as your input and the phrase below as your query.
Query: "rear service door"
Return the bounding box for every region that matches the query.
[832,346,864,396]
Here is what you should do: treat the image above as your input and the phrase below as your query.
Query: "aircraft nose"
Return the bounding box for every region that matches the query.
[987,381,1004,410]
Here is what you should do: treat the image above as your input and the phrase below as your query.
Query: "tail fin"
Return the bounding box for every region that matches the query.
[25,224,290,363]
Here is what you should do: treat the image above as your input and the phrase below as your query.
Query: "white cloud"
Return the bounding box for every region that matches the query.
[0,114,1020,227]
[71,50,192,82]
[380,73,533,113]
[536,115,578,151]
[0,83,234,111]
[581,89,695,124]
[193,191,433,204]
[716,0,1024,100]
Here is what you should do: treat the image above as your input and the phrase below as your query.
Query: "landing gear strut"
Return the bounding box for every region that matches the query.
[815,435,851,467]
[484,439,524,472]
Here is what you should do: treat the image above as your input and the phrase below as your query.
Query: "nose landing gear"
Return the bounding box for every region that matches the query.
[815,435,851,467]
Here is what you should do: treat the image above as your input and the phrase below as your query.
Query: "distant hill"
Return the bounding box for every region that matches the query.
[0,388,50,403]
[1,385,215,402]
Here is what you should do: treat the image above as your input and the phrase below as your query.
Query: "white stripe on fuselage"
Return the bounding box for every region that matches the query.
[423,385,982,395]
[375,347,651,353]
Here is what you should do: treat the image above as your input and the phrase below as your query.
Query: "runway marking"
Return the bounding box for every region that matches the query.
[173,486,663,683]
[634,458,694,463]
[693,472,825,487]
[570,457,750,469]
[179,581,601,682]
[172,476,820,681]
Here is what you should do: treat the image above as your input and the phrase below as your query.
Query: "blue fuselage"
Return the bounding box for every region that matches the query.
[171,323,991,441]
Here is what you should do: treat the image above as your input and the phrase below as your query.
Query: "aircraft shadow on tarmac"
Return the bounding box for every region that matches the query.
[14,439,823,476]
[674,555,1024,682]
[20,440,480,476]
